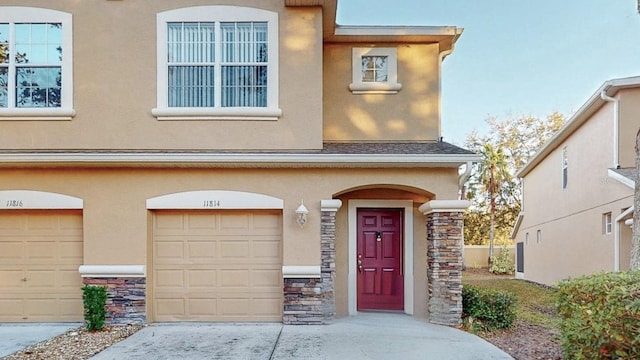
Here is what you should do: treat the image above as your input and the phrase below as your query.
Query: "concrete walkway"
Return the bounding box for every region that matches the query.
[91,313,513,360]
[0,323,81,358]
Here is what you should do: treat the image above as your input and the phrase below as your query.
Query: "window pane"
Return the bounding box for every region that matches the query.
[15,66,61,108]
[15,23,62,64]
[167,22,214,64]
[222,22,267,63]
[0,24,8,64]
[0,67,7,107]
[221,65,267,107]
[168,65,214,107]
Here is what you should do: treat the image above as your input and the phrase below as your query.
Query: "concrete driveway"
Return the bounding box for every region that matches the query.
[0,323,81,358]
[90,313,513,360]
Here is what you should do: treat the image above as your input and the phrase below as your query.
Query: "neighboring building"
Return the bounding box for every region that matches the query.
[513,76,640,286]
[0,1,477,325]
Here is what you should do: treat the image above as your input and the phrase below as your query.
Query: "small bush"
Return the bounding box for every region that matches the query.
[556,271,640,359]
[489,246,515,275]
[462,284,517,331]
[82,285,108,331]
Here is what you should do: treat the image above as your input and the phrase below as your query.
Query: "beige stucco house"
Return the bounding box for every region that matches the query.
[513,76,640,286]
[0,0,477,325]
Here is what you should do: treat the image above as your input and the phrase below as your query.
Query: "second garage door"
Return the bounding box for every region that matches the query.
[153,210,282,322]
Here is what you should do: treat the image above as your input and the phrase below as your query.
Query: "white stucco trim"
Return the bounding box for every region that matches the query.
[348,200,414,316]
[321,199,343,212]
[0,190,82,209]
[419,199,470,214]
[0,152,479,168]
[282,265,321,278]
[78,265,146,278]
[146,190,284,209]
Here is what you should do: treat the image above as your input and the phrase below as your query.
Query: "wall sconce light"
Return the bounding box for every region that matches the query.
[295,200,309,228]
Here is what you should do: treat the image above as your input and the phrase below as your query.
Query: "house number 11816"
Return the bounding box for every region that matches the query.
[6,200,24,208]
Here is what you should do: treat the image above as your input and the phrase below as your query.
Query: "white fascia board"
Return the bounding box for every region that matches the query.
[0,152,480,168]
[510,212,524,239]
[608,169,635,189]
[335,25,462,37]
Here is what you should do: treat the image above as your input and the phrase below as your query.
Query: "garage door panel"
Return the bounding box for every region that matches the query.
[0,241,22,262]
[187,241,216,261]
[220,241,249,258]
[220,269,250,287]
[0,271,23,289]
[188,270,217,288]
[219,214,250,230]
[155,241,185,262]
[153,211,282,322]
[155,269,185,288]
[189,299,217,316]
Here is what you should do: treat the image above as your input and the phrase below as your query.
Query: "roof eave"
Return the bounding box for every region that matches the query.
[517,76,640,178]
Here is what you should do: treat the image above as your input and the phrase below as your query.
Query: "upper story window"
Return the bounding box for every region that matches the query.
[349,47,401,94]
[152,6,281,121]
[561,146,568,189]
[0,7,74,120]
[603,212,612,235]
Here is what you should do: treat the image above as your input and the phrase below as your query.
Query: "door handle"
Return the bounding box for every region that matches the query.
[357,254,363,273]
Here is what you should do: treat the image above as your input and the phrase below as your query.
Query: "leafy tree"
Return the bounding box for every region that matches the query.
[464,113,566,248]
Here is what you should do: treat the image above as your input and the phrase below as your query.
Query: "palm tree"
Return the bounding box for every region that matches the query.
[477,143,512,262]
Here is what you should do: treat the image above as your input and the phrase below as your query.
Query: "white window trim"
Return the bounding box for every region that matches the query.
[0,7,74,120]
[349,47,401,94]
[152,6,281,121]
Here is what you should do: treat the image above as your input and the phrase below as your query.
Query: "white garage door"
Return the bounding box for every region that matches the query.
[0,211,83,322]
[153,210,282,322]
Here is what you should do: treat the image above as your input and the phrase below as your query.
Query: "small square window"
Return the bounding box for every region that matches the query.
[350,47,401,94]
[536,230,542,244]
[603,212,612,234]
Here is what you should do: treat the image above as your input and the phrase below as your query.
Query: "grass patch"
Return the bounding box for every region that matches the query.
[463,269,559,330]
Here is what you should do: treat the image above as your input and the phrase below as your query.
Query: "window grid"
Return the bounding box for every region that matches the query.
[361,55,388,82]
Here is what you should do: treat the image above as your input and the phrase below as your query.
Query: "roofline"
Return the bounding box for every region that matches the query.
[285,0,463,51]
[0,152,480,168]
[517,76,640,178]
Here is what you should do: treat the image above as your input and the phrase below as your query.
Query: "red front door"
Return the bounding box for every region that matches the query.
[357,209,404,311]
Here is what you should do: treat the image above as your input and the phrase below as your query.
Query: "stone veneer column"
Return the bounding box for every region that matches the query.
[282,199,342,325]
[79,265,146,324]
[419,200,470,326]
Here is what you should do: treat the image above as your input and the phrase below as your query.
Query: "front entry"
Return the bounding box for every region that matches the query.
[357,209,404,311]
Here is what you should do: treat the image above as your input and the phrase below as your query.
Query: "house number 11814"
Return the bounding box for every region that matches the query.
[203,200,221,208]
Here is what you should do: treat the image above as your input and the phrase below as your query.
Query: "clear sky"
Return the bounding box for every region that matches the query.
[337,0,640,145]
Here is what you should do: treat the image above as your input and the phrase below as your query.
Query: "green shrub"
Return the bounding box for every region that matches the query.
[462,284,517,331]
[82,285,108,331]
[556,271,640,359]
[489,246,515,275]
